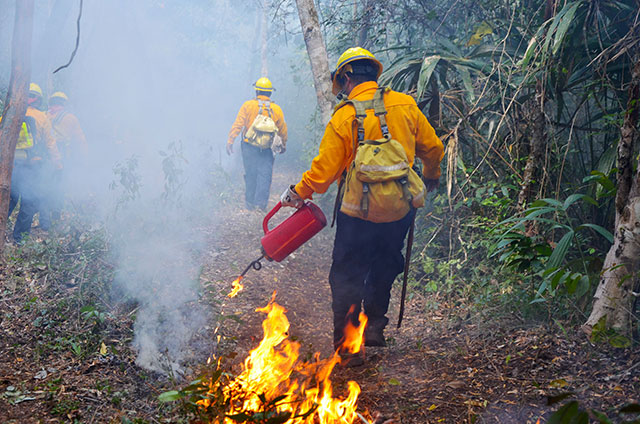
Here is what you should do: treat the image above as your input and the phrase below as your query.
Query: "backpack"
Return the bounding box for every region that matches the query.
[245,99,279,149]
[338,87,425,223]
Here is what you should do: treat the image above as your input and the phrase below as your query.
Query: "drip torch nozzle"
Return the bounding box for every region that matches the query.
[228,254,265,298]
[240,254,265,278]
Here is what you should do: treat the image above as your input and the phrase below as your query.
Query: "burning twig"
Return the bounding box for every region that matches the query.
[226,254,264,298]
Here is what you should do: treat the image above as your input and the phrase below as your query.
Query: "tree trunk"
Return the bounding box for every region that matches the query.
[0,0,34,255]
[583,58,640,336]
[354,0,371,49]
[517,82,546,210]
[260,0,268,76]
[294,0,333,123]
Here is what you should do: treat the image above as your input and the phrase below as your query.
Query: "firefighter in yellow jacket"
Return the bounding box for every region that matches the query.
[47,91,88,167]
[280,48,444,364]
[227,77,288,211]
[46,91,88,221]
[7,83,62,241]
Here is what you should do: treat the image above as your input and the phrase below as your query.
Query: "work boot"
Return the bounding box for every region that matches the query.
[336,348,365,368]
[364,318,387,347]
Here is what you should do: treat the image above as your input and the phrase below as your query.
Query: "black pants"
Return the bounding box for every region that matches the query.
[329,209,415,348]
[241,142,274,210]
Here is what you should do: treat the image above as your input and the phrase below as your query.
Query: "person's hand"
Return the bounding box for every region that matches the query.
[423,178,439,192]
[226,142,234,156]
[280,185,304,208]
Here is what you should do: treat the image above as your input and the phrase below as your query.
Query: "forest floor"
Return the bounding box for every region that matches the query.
[0,168,639,423]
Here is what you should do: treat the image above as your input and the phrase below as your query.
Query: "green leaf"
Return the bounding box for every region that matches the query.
[417,55,441,100]
[539,198,564,208]
[552,2,582,54]
[563,193,587,210]
[520,23,549,68]
[158,390,182,402]
[575,275,590,298]
[590,410,613,423]
[577,224,614,243]
[547,231,574,270]
[388,378,401,386]
[524,206,559,219]
[455,64,474,101]
[609,335,631,348]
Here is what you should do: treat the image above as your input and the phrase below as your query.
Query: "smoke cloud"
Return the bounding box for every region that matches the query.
[0,0,318,373]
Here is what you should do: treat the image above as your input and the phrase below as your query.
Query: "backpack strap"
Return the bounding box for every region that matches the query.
[331,92,383,226]
[258,99,272,118]
[51,110,68,128]
[372,87,390,138]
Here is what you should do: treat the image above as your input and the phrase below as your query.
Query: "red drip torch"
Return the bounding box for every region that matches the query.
[231,201,327,287]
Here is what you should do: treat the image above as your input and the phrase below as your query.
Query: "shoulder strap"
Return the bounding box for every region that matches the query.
[51,110,68,128]
[257,99,272,118]
[372,87,390,138]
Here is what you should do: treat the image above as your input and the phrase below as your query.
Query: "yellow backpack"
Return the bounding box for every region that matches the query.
[339,88,425,223]
[245,99,279,149]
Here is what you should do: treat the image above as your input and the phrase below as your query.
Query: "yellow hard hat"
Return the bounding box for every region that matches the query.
[254,77,274,92]
[49,91,69,102]
[331,47,383,95]
[29,83,43,98]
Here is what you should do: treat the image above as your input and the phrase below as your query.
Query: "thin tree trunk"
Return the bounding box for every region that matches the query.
[583,58,640,337]
[248,5,261,83]
[294,0,333,123]
[355,0,371,49]
[0,0,34,255]
[260,0,268,76]
[517,82,546,210]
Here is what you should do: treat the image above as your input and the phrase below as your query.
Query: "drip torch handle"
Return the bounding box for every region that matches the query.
[262,201,282,234]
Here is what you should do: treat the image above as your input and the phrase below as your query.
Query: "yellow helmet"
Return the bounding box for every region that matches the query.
[49,91,69,102]
[331,47,383,95]
[254,77,274,92]
[29,83,43,98]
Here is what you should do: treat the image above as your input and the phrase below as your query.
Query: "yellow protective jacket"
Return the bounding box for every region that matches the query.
[227,95,288,147]
[19,107,62,169]
[47,109,89,161]
[294,81,444,199]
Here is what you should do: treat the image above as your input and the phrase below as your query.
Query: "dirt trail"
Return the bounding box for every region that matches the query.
[200,168,640,423]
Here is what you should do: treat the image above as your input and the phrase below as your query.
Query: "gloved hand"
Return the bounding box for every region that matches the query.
[280,185,304,208]
[423,178,439,192]
[226,142,234,156]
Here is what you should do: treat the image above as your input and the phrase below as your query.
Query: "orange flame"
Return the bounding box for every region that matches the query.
[198,293,367,423]
[227,276,244,298]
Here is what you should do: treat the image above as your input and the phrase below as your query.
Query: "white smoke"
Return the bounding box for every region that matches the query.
[0,0,318,374]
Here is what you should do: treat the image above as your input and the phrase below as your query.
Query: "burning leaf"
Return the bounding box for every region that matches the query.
[227,276,244,298]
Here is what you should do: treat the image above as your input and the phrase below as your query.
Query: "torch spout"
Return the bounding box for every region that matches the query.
[240,254,265,277]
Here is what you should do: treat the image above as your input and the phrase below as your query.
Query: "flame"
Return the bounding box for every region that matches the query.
[227,276,244,298]
[198,293,368,423]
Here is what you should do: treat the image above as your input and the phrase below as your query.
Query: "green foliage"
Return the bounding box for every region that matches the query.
[590,316,632,349]
[493,194,611,310]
